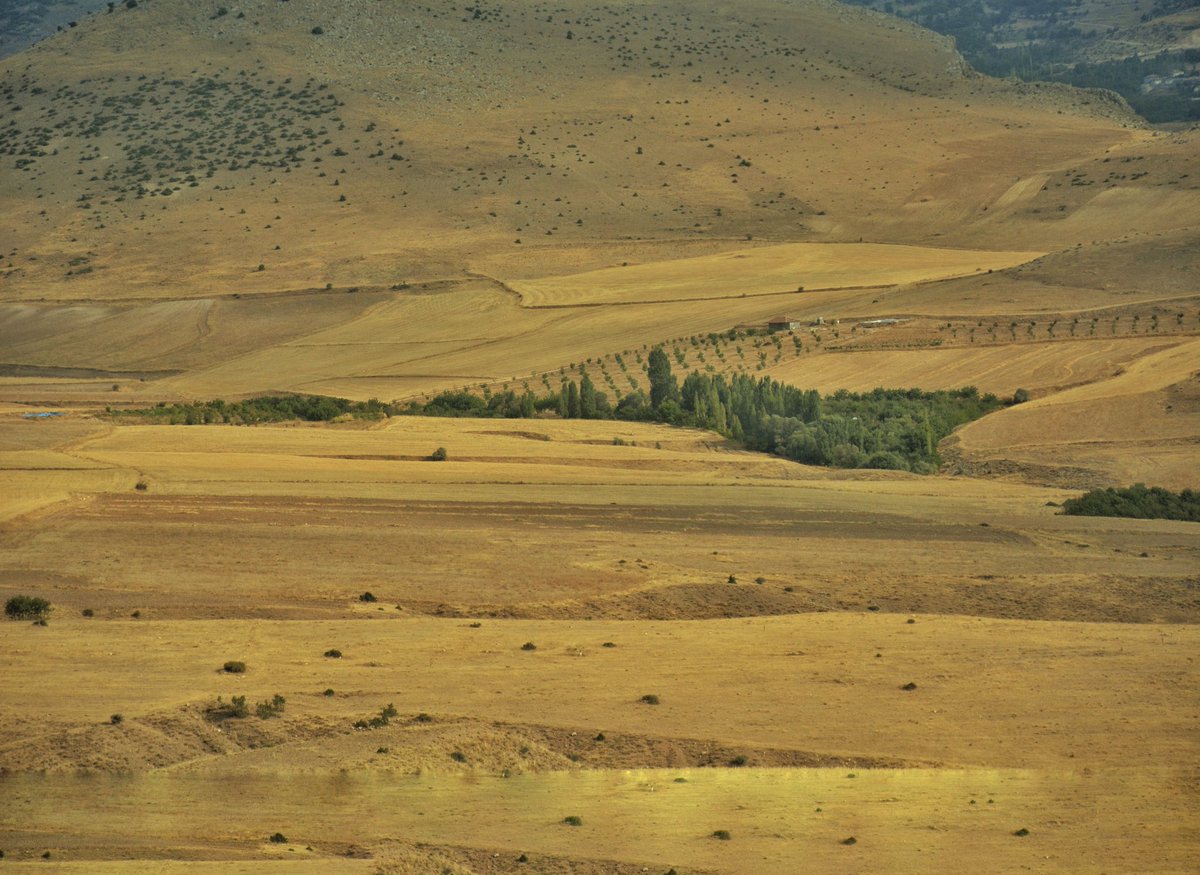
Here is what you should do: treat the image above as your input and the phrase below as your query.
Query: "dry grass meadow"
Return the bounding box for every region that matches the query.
[0,0,1198,872]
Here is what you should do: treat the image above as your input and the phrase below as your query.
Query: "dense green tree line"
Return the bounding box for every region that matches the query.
[114,351,1008,473]
[406,347,1006,472]
[114,394,390,425]
[1060,484,1199,522]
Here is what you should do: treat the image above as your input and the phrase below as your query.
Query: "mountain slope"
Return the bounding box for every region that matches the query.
[0,0,1164,303]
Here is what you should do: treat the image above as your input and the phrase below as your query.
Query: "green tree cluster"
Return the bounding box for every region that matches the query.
[115,395,389,424]
[5,595,51,620]
[1061,485,1199,522]
[404,346,1004,472]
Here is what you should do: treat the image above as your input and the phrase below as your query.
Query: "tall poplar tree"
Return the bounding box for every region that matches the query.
[647,347,678,410]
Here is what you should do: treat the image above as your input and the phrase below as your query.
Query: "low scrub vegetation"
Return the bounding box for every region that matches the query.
[353,703,399,730]
[207,694,285,720]
[255,694,287,719]
[1060,484,1200,522]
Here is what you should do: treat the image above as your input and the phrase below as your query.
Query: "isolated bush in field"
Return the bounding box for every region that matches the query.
[5,595,51,620]
[450,751,467,763]
[520,641,537,651]
[428,446,448,461]
[324,649,342,658]
[269,832,288,843]
[323,688,335,697]
[358,591,377,603]
[82,608,94,617]
[110,713,124,725]
[222,661,247,674]
[640,694,661,705]
[1012,387,1030,404]
[712,829,732,840]
[562,815,583,826]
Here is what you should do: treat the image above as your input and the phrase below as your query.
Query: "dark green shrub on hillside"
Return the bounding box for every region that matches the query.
[1060,485,1199,522]
[5,595,51,620]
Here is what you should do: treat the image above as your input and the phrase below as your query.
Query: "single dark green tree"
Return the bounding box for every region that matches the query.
[647,347,678,410]
[566,381,581,418]
[580,374,598,419]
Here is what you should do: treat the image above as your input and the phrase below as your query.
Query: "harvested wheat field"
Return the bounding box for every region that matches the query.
[507,243,1043,306]
[1,414,1198,872]
[1,0,1198,872]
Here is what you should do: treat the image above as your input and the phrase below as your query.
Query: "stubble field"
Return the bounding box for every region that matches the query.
[1,415,1198,872]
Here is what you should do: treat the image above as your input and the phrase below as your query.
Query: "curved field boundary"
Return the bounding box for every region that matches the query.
[765,337,1187,396]
[504,242,1044,308]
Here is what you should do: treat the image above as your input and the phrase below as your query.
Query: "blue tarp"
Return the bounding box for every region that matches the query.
[21,412,64,419]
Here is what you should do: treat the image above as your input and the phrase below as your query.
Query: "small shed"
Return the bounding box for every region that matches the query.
[767,315,799,332]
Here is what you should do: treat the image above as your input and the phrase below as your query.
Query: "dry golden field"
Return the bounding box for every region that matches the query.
[1,415,1198,872]
[0,0,1198,873]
